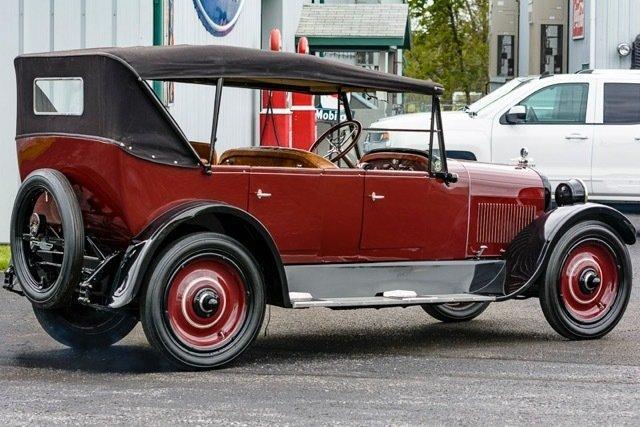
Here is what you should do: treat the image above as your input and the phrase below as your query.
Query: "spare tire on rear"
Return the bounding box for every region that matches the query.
[10,169,85,308]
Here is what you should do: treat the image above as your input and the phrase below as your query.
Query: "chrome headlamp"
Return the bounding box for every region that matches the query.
[555,179,588,206]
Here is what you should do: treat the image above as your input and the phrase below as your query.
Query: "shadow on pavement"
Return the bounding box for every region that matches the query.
[8,320,559,374]
[11,345,177,374]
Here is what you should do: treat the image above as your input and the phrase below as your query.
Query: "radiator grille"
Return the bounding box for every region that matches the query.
[477,203,536,244]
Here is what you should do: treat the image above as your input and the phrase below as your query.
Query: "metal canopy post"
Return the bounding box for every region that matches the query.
[433,96,448,174]
[340,91,361,159]
[207,78,224,173]
[340,92,353,121]
[428,96,437,172]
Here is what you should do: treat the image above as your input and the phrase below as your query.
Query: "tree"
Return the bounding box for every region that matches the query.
[405,0,489,105]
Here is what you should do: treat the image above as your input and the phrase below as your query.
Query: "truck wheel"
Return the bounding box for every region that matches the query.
[33,304,138,349]
[421,302,490,322]
[10,169,84,308]
[539,221,632,340]
[141,233,265,370]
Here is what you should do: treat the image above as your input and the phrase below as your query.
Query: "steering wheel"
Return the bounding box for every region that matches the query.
[310,120,362,167]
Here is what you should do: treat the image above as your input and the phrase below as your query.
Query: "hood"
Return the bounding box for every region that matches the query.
[455,159,546,202]
[372,111,476,130]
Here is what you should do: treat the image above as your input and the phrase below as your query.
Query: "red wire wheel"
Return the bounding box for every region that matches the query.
[166,257,248,351]
[559,241,619,324]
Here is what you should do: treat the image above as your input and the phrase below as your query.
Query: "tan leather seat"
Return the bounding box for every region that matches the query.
[219,147,337,169]
[190,141,218,165]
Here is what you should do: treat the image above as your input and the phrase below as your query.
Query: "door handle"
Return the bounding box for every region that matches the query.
[564,133,588,140]
[634,137,640,142]
[256,189,271,199]
[369,192,385,201]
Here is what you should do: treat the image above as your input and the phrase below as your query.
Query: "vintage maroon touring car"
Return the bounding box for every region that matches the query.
[4,45,636,369]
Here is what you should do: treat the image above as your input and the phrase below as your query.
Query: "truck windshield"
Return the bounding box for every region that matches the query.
[467,77,536,114]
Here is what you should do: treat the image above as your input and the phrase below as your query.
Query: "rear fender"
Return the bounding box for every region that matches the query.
[107,201,289,309]
[501,203,636,300]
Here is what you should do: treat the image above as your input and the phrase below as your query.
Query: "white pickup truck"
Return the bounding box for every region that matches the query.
[366,70,640,202]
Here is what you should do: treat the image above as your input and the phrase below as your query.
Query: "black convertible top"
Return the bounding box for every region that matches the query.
[17,44,443,95]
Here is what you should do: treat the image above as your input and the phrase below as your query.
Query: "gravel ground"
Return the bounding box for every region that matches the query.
[0,215,639,425]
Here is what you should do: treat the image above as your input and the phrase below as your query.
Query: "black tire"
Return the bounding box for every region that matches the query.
[33,304,138,349]
[141,233,266,370]
[539,221,632,340]
[421,302,490,322]
[10,169,84,308]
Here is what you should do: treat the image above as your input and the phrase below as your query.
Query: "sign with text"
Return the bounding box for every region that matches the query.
[572,0,585,40]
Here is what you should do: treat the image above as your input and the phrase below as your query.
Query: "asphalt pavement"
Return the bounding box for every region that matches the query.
[1,215,640,425]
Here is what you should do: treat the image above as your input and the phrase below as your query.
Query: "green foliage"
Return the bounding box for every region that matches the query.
[0,245,10,271]
[405,0,489,104]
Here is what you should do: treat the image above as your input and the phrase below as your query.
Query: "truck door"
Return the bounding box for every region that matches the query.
[591,79,640,200]
[491,82,595,192]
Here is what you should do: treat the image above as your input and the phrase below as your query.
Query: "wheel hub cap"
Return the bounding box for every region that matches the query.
[166,258,247,351]
[560,241,619,323]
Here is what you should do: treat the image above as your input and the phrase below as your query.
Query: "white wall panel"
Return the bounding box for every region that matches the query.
[23,0,52,53]
[594,0,640,69]
[53,0,82,50]
[84,0,114,47]
[115,0,152,46]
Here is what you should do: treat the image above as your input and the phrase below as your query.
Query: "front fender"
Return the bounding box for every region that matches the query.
[501,203,636,300]
[107,200,287,308]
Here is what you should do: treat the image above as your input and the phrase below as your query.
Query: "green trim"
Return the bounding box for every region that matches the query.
[297,36,408,51]
[152,0,164,99]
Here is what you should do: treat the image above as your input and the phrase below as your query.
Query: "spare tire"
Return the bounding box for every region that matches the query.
[10,169,84,308]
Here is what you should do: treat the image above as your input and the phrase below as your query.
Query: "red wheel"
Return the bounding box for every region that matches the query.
[166,258,247,351]
[559,241,619,324]
[142,233,265,370]
[540,221,632,340]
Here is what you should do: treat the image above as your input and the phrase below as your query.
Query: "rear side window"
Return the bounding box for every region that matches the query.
[33,78,84,116]
[603,83,640,124]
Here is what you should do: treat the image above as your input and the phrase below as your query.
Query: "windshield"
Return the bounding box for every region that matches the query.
[467,77,537,113]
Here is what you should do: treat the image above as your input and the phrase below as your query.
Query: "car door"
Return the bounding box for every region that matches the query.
[359,169,431,258]
[591,79,640,200]
[491,82,595,191]
[248,168,324,262]
[359,166,470,261]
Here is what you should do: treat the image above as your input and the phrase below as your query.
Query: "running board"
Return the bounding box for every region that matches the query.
[289,292,496,309]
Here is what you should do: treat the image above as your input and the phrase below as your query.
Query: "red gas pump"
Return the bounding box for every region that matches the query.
[291,37,317,151]
[260,29,291,147]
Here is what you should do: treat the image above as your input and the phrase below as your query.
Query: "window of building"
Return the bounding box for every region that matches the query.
[33,78,84,116]
[604,83,640,124]
[497,35,515,77]
[518,83,588,123]
[540,25,563,74]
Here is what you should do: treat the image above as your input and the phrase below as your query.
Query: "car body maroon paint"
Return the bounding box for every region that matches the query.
[16,135,544,264]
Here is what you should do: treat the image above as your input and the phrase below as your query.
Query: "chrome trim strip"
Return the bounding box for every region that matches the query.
[290,293,496,309]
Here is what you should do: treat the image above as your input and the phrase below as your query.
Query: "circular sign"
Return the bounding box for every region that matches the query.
[192,0,246,37]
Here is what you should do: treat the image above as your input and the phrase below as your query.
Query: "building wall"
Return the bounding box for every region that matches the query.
[0,0,153,244]
[592,0,640,69]
[567,0,591,72]
[526,0,567,76]
[489,0,519,82]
